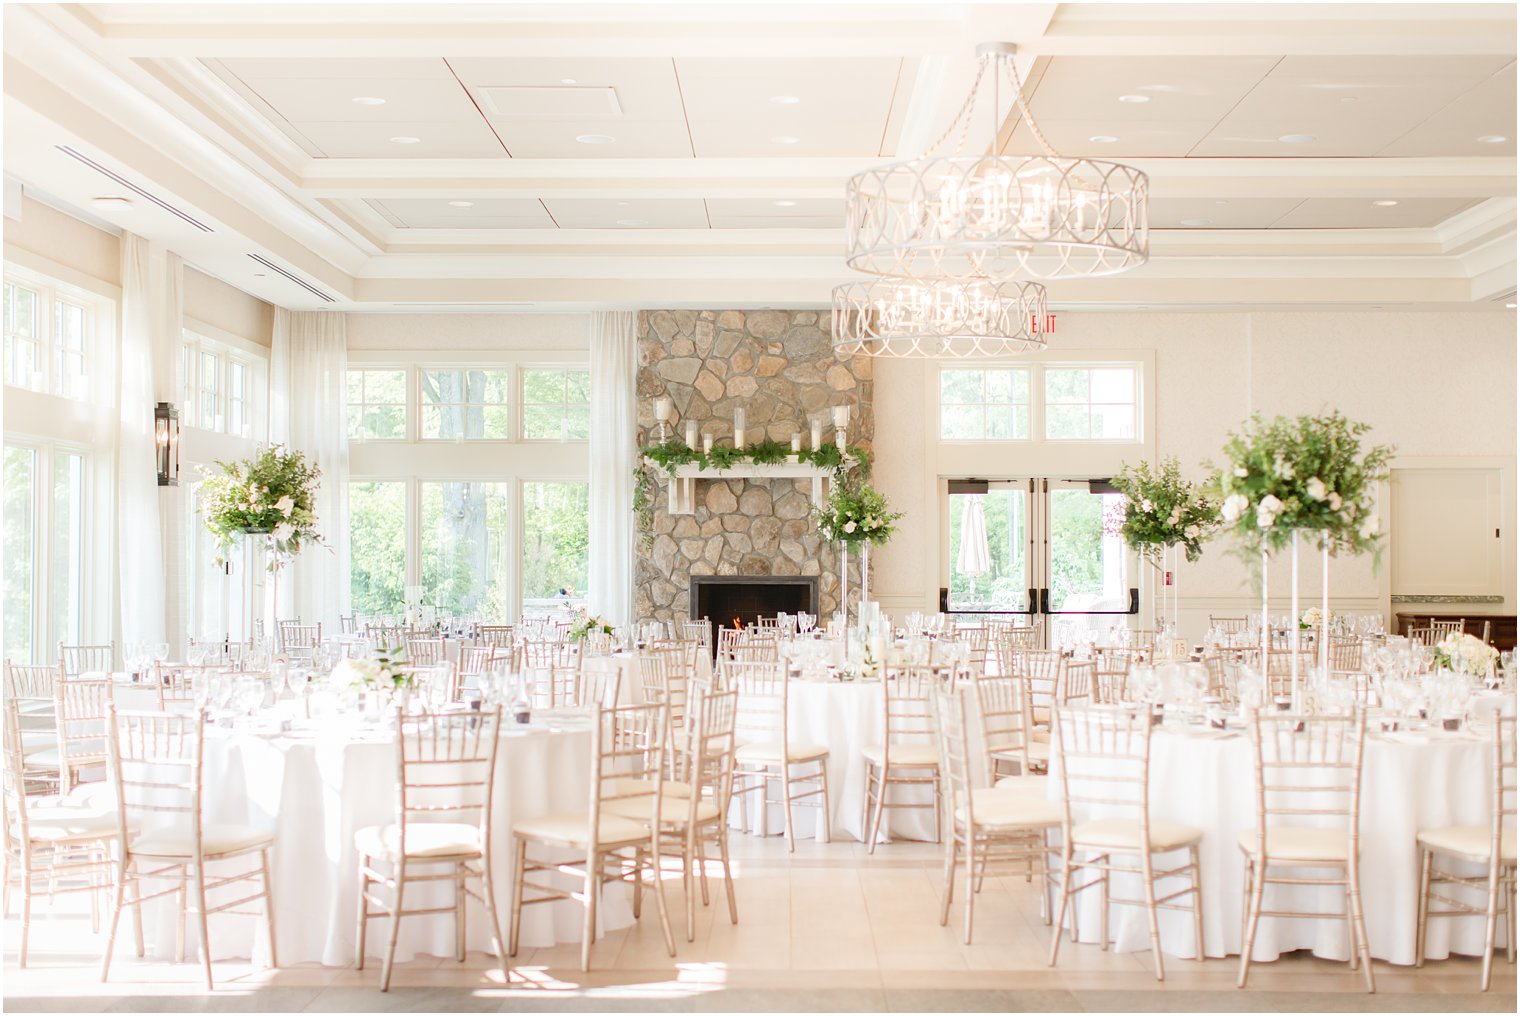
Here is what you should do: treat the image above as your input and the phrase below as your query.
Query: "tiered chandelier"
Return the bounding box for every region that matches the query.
[832,42,1149,357]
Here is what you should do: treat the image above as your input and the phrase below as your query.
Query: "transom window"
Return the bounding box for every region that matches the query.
[1045,366,1137,440]
[421,369,511,440]
[522,368,591,441]
[940,368,1030,440]
[181,331,266,439]
[346,368,407,441]
[3,268,103,401]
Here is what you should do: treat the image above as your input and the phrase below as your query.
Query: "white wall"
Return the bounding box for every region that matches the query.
[346,313,589,352]
[870,309,1517,638]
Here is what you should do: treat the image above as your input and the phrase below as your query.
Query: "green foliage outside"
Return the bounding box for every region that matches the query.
[4,446,34,660]
[1048,490,1110,610]
[349,481,406,616]
[522,482,589,600]
[421,481,510,618]
[947,489,1027,611]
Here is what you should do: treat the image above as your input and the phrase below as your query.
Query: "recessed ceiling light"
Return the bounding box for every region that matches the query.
[1118,94,1150,103]
[1215,200,1230,205]
[447,200,474,208]
[1477,135,1508,144]
[616,201,631,207]
[253,273,267,278]
[560,78,577,85]
[773,200,798,207]
[1088,135,1119,144]
[1278,134,1316,144]
[770,95,801,105]
[770,136,800,145]
[352,96,387,106]
[1507,302,1517,309]
[1372,199,1399,207]
[615,218,648,226]
[575,134,616,145]
[1339,96,1358,103]
[1180,218,1211,227]
[90,196,132,210]
[389,136,421,145]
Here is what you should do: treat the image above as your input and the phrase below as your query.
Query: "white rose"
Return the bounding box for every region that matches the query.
[1328,492,1342,511]
[1185,525,1200,540]
[272,522,295,543]
[275,495,295,517]
[1167,506,1182,526]
[1305,477,1326,501]
[1256,494,1284,529]
[844,520,857,534]
[1358,513,1380,540]
[1221,493,1249,523]
[1233,467,1248,478]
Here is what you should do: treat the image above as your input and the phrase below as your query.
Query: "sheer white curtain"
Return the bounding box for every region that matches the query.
[588,311,636,625]
[115,234,166,647]
[270,309,350,632]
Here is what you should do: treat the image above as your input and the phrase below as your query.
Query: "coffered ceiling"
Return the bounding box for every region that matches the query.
[2,2,1515,311]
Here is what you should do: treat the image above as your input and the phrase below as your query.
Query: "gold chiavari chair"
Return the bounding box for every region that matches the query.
[1049,705,1205,982]
[952,625,991,675]
[520,638,577,670]
[935,686,1061,943]
[278,622,321,659]
[1264,648,1316,699]
[5,662,63,776]
[354,707,507,991]
[1198,652,1229,702]
[1012,648,1067,727]
[1415,714,1516,991]
[574,661,623,709]
[58,642,114,678]
[404,637,445,667]
[1328,636,1363,674]
[1407,626,1440,648]
[477,624,515,649]
[522,665,576,708]
[1209,616,1250,634]
[1092,648,1143,704]
[151,662,211,712]
[338,615,357,635]
[1430,619,1466,638]
[101,708,277,990]
[862,666,943,853]
[1126,629,1159,652]
[508,702,675,972]
[1061,659,1095,706]
[458,646,493,689]
[729,659,831,852]
[682,620,713,657]
[2,702,120,967]
[974,676,1047,786]
[53,678,113,793]
[1237,710,1373,993]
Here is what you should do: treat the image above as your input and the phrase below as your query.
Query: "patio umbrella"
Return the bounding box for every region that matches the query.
[956,494,992,603]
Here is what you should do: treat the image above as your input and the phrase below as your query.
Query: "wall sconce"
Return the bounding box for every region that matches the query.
[154,401,179,486]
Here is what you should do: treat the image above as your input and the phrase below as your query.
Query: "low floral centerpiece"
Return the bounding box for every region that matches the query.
[566,608,614,642]
[814,480,903,546]
[1111,457,1218,564]
[331,647,413,692]
[1300,606,1333,630]
[1432,631,1499,675]
[1210,411,1394,557]
[198,445,323,569]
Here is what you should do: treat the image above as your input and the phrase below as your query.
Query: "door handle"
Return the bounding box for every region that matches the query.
[1039,588,1050,614]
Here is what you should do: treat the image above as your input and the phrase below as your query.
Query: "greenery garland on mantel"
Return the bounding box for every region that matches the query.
[633,438,871,549]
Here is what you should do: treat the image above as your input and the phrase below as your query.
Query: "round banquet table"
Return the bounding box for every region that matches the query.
[135,713,632,966]
[1051,722,1506,965]
[731,678,940,846]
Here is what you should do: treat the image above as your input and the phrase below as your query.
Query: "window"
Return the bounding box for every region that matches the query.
[182,331,266,439]
[4,446,36,661]
[420,369,510,440]
[522,368,590,441]
[349,481,407,617]
[183,480,228,644]
[346,368,407,441]
[522,481,589,609]
[421,481,510,617]
[3,270,98,400]
[51,451,85,647]
[939,368,1030,440]
[1045,366,1137,440]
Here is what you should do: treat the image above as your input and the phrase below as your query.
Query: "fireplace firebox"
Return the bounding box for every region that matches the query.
[689,576,818,651]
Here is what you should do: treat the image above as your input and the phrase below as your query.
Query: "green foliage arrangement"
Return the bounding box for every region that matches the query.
[1209,411,1394,557]
[814,479,903,546]
[745,439,791,466]
[1111,457,1219,564]
[198,445,323,569]
[567,608,614,641]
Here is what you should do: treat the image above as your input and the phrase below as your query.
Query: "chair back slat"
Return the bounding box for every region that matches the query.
[59,642,114,677]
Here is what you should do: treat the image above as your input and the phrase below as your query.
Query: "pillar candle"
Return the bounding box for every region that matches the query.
[684,420,699,448]
[791,433,802,453]
[810,420,823,451]
[734,407,746,449]
[702,433,714,455]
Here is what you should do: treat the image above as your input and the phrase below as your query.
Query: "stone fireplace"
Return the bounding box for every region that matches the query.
[634,308,873,626]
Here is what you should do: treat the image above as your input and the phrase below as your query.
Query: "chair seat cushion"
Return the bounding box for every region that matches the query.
[512,811,649,847]
[1236,826,1351,863]
[26,805,121,843]
[355,822,483,860]
[19,730,55,754]
[862,743,940,768]
[992,774,1054,798]
[609,777,693,800]
[131,822,274,859]
[958,788,1062,830]
[1417,824,1517,864]
[604,795,720,826]
[736,741,829,765]
[1073,818,1202,853]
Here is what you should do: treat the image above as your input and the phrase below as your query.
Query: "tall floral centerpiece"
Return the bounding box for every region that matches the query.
[198,446,324,641]
[1209,411,1393,699]
[1111,457,1219,633]
[814,480,903,625]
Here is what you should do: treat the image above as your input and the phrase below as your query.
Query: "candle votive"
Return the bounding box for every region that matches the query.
[832,404,850,429]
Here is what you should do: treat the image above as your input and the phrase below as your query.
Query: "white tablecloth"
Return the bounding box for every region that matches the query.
[732,679,939,846]
[139,716,630,966]
[1052,724,1503,964]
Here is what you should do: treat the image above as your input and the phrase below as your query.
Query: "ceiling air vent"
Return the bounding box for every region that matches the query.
[54,145,214,233]
[1488,288,1517,305]
[246,253,336,303]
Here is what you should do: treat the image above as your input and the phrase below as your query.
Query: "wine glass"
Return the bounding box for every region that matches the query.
[233,675,265,720]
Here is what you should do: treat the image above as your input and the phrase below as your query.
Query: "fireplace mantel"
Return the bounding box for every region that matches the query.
[645,458,851,515]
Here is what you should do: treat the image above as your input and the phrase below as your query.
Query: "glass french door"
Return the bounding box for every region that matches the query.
[946,478,1138,641]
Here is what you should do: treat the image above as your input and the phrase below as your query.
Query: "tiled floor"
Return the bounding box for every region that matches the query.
[4,836,1515,1012]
